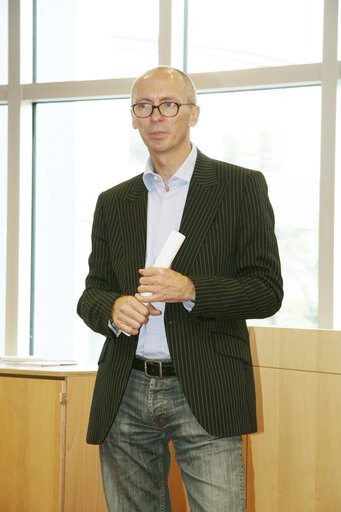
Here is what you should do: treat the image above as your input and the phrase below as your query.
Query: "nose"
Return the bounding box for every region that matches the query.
[150,106,164,122]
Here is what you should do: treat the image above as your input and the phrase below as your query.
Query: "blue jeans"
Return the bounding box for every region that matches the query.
[99,368,246,512]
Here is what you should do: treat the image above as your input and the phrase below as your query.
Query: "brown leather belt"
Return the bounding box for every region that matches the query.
[132,357,176,378]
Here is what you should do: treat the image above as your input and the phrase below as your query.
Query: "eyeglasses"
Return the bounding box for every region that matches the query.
[131,101,195,118]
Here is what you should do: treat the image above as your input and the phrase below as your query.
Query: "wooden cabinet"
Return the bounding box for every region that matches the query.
[2,327,340,511]
[0,365,188,512]
[0,366,106,512]
[167,327,341,511]
[245,327,341,511]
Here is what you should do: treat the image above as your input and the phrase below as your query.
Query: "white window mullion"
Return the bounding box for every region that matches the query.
[190,63,321,93]
[159,0,172,65]
[6,0,33,355]
[318,0,339,328]
[6,0,21,354]
[333,0,341,328]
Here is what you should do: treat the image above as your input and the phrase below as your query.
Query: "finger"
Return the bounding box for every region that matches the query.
[129,296,150,314]
[135,292,153,303]
[117,322,140,336]
[147,304,162,315]
[116,295,149,316]
[113,296,150,328]
[137,284,157,296]
[135,294,164,311]
[115,309,150,332]
[139,267,165,277]
[116,313,146,330]
[139,267,154,274]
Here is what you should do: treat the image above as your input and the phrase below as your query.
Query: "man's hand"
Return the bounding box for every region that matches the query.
[135,267,196,304]
[111,295,161,336]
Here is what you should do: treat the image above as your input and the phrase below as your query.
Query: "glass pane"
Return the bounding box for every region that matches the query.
[0,105,8,354]
[193,87,321,327]
[35,0,159,82]
[0,0,8,84]
[33,99,147,360]
[187,0,323,72]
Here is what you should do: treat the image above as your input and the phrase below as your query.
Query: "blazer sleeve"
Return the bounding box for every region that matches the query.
[77,193,122,338]
[188,171,283,321]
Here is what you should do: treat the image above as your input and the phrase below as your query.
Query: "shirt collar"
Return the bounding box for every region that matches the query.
[143,145,197,191]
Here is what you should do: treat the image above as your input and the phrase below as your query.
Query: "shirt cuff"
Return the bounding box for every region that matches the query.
[108,319,122,337]
[183,300,195,312]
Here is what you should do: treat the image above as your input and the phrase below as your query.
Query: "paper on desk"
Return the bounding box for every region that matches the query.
[123,230,186,336]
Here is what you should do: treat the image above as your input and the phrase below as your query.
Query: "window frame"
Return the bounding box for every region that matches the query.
[1,0,340,355]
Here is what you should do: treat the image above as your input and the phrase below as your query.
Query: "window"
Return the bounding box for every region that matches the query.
[35,0,159,82]
[33,100,146,359]
[3,1,341,359]
[187,0,324,72]
[0,0,8,84]
[194,87,321,327]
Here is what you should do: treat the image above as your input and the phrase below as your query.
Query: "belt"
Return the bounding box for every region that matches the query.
[132,357,176,378]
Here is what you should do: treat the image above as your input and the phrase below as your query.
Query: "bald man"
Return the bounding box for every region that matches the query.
[78,66,283,511]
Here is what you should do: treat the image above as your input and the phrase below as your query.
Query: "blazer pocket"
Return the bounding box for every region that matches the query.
[98,339,109,365]
[212,331,253,366]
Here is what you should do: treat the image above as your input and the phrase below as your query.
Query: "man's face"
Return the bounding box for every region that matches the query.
[131,68,199,157]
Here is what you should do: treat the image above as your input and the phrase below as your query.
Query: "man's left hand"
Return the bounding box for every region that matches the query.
[136,267,195,303]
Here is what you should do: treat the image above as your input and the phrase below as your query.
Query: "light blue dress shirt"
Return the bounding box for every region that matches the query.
[108,145,197,357]
[135,145,197,359]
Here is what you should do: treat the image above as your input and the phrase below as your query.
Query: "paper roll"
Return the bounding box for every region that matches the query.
[141,230,186,302]
[152,230,186,268]
[123,231,186,336]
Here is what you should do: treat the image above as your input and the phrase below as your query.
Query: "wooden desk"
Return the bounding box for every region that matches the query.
[168,327,341,511]
[2,327,340,511]
[245,327,341,511]
[0,365,106,512]
[0,364,188,512]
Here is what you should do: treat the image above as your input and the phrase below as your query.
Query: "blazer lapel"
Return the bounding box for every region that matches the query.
[173,151,229,274]
[116,152,228,290]
[117,175,148,294]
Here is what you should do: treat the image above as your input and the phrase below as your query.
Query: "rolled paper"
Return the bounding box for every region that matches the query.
[152,230,186,268]
[123,231,186,336]
[141,230,186,302]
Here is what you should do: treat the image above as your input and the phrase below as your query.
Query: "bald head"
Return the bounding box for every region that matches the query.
[131,66,197,105]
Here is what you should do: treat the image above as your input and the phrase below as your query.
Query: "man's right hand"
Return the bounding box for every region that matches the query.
[111,295,161,336]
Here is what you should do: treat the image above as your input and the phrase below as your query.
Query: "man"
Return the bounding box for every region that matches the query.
[77,66,283,511]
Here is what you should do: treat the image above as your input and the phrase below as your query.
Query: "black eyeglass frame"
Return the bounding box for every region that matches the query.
[131,101,196,118]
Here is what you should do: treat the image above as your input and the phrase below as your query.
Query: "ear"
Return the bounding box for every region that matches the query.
[188,105,200,128]
[131,109,138,130]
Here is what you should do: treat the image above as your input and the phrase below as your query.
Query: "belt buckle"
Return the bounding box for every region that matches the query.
[144,360,163,379]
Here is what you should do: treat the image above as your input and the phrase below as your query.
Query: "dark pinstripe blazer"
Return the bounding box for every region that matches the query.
[77,150,283,444]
